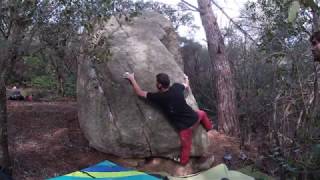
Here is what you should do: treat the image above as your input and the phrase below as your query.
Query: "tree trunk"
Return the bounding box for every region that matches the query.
[49,55,66,97]
[0,1,36,176]
[312,9,320,32]
[0,34,12,178]
[58,74,65,97]
[0,14,25,176]
[197,0,239,136]
[0,39,13,176]
[0,73,11,174]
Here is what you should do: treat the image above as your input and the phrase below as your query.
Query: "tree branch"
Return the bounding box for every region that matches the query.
[210,0,257,44]
[181,0,200,12]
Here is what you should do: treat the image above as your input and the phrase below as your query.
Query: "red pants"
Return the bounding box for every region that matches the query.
[179,110,213,165]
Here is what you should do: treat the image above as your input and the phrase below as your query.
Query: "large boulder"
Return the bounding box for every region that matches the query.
[77,12,209,158]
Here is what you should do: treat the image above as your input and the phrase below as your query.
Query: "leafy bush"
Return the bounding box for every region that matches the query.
[31,75,57,90]
[64,74,76,97]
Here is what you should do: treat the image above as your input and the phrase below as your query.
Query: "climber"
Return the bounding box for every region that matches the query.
[123,72,216,165]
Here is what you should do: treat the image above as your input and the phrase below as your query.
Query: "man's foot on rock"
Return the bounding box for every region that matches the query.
[175,162,193,176]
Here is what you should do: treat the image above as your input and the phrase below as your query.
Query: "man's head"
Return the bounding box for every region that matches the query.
[310,31,320,62]
[156,73,170,91]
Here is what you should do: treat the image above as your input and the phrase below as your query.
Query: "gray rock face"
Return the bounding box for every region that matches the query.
[77,12,209,158]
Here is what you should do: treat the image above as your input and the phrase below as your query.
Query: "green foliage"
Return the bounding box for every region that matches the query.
[24,56,41,66]
[13,54,77,98]
[23,56,47,72]
[64,74,76,97]
[266,143,320,178]
[226,0,320,175]
[243,0,310,53]
[179,37,217,119]
[5,0,197,99]
[238,166,274,180]
[31,75,56,90]
[23,55,48,80]
[91,37,112,64]
[127,0,197,31]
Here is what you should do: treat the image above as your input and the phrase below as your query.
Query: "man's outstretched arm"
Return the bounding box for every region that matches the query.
[123,72,147,98]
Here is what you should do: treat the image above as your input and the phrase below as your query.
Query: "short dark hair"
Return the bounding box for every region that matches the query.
[310,31,320,44]
[156,73,170,88]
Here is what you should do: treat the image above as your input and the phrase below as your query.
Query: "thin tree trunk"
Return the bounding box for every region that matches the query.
[0,14,26,176]
[0,41,13,176]
[197,0,239,135]
[55,63,65,97]
[312,9,320,32]
[0,35,12,177]
[0,1,36,175]
[58,74,65,97]
[0,73,11,174]
[311,4,320,132]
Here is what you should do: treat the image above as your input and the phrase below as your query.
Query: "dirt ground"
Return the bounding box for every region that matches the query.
[7,101,250,180]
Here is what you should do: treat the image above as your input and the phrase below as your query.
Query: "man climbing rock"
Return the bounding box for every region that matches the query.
[123,72,217,166]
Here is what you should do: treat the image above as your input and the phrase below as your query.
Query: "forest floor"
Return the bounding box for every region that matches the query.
[7,100,256,180]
